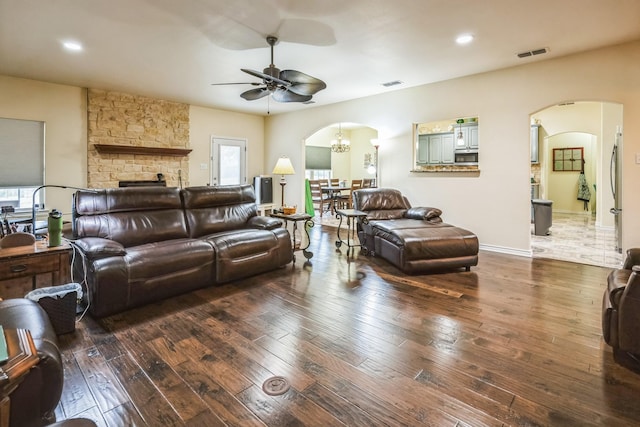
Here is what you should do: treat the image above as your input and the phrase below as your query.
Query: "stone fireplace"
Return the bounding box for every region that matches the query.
[87,89,190,188]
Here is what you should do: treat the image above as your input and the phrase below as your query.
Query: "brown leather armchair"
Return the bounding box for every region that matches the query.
[0,298,63,427]
[602,248,640,371]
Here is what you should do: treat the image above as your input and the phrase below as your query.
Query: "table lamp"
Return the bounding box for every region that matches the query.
[272,157,296,207]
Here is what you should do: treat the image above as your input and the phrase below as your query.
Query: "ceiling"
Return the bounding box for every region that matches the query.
[1,0,639,116]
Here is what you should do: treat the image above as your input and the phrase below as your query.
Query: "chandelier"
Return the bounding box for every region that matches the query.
[330,123,350,153]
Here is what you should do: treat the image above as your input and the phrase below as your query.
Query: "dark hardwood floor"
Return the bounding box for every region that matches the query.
[55,225,640,426]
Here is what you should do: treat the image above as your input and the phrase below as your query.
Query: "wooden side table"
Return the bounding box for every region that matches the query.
[0,241,72,299]
[0,328,39,427]
[270,212,314,265]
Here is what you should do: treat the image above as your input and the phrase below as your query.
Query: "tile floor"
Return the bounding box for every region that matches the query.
[531,211,623,268]
[313,209,624,268]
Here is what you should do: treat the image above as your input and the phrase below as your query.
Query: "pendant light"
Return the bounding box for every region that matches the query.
[330,123,350,153]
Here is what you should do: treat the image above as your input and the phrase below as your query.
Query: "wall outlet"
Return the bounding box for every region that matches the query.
[200,163,208,170]
[636,152,640,164]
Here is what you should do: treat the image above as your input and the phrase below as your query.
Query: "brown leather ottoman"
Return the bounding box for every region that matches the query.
[370,220,479,273]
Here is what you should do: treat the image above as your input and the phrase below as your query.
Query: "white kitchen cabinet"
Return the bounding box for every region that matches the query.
[454,123,479,151]
[418,132,455,164]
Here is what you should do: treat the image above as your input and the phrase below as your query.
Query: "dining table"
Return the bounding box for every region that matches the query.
[321,185,347,214]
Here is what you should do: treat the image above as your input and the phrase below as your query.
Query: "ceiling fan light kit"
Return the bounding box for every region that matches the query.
[214,36,326,104]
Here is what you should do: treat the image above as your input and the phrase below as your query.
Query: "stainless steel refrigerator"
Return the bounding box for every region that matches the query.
[610,127,623,253]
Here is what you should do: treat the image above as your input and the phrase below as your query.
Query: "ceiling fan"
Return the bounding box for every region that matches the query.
[212,36,326,103]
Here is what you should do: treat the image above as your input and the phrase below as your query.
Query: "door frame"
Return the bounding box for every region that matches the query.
[210,136,247,186]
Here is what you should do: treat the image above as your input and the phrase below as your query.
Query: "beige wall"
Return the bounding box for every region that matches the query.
[265,40,640,255]
[545,133,596,213]
[0,75,86,220]
[188,105,264,186]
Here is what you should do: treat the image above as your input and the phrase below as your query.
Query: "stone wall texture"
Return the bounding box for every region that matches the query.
[87,89,190,188]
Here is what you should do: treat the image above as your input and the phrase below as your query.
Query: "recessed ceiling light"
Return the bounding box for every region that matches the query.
[456,34,474,45]
[62,41,83,52]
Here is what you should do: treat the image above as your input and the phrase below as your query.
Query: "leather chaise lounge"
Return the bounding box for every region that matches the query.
[352,188,479,273]
[72,184,292,318]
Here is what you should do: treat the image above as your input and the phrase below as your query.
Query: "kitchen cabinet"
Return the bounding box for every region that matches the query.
[454,123,479,151]
[531,124,540,164]
[418,132,454,164]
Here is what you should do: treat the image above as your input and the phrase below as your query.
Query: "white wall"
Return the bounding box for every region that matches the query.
[264,40,640,256]
[0,75,86,220]
[189,105,264,186]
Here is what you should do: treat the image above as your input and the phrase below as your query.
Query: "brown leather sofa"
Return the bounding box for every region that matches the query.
[602,248,640,371]
[72,185,292,318]
[352,188,479,273]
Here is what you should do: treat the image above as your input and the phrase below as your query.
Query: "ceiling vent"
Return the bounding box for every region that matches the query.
[381,80,403,87]
[517,47,549,58]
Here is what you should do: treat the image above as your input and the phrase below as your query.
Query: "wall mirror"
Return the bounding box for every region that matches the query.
[412,116,479,170]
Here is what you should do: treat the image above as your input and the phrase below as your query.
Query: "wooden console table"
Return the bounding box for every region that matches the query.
[0,241,71,299]
[0,328,39,427]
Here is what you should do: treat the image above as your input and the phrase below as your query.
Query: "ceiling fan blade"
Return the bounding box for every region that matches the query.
[279,70,327,95]
[240,87,271,101]
[271,88,312,103]
[241,68,290,87]
[211,82,261,86]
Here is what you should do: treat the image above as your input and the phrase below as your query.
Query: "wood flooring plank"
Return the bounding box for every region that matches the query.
[172,359,270,427]
[58,349,97,419]
[174,337,253,395]
[102,402,146,427]
[74,346,130,413]
[108,353,184,426]
[114,328,212,424]
[54,227,640,426]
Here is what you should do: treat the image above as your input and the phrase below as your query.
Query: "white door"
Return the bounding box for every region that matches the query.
[211,137,246,186]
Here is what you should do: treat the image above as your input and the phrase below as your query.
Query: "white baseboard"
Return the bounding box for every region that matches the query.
[479,243,532,258]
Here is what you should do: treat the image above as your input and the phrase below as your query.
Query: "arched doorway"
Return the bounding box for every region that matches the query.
[530,101,623,267]
[303,123,378,222]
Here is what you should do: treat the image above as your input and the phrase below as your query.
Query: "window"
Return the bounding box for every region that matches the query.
[0,118,45,211]
[552,147,584,172]
[305,146,332,180]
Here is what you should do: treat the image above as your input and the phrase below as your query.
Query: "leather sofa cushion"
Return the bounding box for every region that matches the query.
[74,187,188,247]
[72,237,126,260]
[205,229,281,259]
[353,188,409,219]
[182,186,258,237]
[371,220,478,260]
[406,206,442,221]
[125,238,214,281]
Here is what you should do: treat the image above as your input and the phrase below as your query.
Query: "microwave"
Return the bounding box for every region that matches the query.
[454,151,478,164]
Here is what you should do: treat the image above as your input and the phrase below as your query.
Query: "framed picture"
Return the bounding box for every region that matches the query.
[553,147,584,171]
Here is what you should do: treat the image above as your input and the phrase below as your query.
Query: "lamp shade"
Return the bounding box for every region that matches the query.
[272,157,296,175]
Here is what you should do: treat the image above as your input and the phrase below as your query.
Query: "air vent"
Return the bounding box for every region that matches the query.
[557,102,575,107]
[381,80,403,87]
[517,47,549,58]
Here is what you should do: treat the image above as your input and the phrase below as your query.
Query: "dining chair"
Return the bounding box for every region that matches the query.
[329,178,340,187]
[337,179,363,209]
[309,180,331,217]
[362,178,373,188]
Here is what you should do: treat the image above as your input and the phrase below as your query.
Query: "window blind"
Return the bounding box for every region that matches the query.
[0,118,45,187]
[305,146,331,170]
